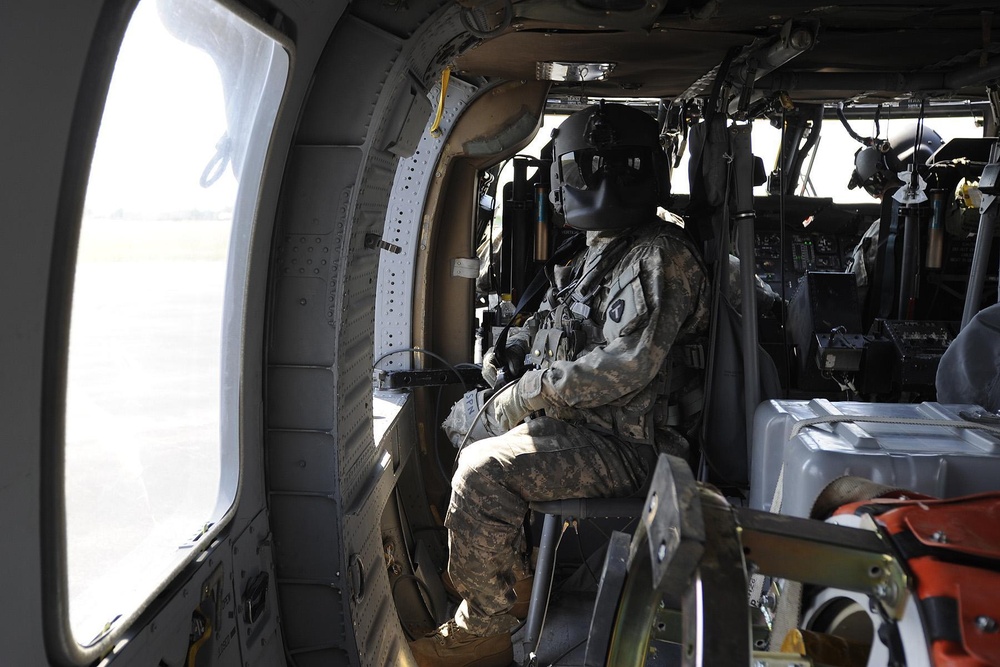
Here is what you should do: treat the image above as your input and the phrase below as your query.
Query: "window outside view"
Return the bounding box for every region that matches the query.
[507,111,981,205]
[64,0,286,644]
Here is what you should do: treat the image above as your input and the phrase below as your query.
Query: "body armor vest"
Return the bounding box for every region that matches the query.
[524,226,705,444]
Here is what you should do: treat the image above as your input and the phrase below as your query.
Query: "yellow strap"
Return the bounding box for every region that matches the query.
[429,67,451,138]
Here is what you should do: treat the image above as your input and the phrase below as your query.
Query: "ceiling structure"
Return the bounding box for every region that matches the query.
[452,1,1000,108]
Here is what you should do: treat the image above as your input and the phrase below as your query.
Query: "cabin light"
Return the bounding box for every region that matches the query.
[536,61,615,82]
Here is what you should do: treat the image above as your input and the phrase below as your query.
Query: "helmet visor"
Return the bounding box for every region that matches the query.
[560,146,653,191]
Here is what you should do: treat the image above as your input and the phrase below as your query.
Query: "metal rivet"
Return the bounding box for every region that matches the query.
[931,531,948,543]
[976,616,998,633]
[656,541,667,562]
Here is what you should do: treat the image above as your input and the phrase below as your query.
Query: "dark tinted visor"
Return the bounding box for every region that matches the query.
[560,146,652,191]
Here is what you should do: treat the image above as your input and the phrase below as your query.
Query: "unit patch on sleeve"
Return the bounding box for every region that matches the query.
[609,299,625,323]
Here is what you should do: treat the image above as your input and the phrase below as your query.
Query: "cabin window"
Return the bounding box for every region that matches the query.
[64,0,287,646]
[748,116,982,202]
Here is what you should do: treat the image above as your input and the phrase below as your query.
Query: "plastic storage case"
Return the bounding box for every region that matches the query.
[749,398,1000,517]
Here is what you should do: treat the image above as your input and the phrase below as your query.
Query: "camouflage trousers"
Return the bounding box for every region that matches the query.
[444,416,656,637]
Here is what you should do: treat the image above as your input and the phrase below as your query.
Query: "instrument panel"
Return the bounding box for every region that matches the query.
[756,231,854,296]
[751,197,876,298]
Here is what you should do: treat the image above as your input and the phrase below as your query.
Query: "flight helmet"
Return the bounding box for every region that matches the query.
[848,123,944,197]
[549,101,670,230]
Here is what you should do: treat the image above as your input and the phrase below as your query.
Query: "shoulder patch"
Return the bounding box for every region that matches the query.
[609,298,625,323]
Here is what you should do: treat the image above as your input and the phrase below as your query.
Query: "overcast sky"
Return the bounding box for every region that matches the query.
[84,0,236,218]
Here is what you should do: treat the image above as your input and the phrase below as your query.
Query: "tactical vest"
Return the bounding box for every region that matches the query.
[524,226,706,444]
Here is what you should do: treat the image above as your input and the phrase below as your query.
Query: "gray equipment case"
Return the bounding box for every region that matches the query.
[750,398,1000,517]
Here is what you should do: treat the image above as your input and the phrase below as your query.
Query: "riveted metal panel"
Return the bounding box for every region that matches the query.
[270,276,335,366]
[278,146,362,236]
[270,494,343,580]
[265,5,473,666]
[297,16,402,146]
[266,432,338,494]
[374,77,478,370]
[277,584,348,649]
[231,510,284,658]
[267,367,336,431]
[351,0,441,39]
[287,648,353,667]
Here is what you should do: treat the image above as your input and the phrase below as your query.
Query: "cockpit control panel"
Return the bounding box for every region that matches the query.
[752,197,875,298]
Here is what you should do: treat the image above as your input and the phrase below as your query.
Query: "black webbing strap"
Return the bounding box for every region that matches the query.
[493,233,586,371]
[877,200,901,319]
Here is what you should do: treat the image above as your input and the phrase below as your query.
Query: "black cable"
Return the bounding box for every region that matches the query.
[452,379,518,469]
[375,348,470,485]
[837,101,873,146]
[373,346,469,391]
[914,99,927,174]
[433,386,453,486]
[574,523,600,585]
[778,107,790,396]
[545,636,588,666]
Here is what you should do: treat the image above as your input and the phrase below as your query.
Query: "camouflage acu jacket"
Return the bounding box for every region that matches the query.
[511,218,711,444]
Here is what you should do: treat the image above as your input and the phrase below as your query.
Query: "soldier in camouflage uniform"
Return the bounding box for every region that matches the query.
[409,102,711,667]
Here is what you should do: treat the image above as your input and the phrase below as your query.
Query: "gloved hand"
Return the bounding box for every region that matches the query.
[442,372,548,447]
[481,341,528,387]
[442,389,502,447]
[481,348,502,387]
[493,370,547,432]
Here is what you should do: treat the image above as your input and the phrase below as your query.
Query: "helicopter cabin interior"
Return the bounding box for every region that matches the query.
[4,0,1000,666]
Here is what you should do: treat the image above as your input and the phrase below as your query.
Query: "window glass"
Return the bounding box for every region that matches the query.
[748,116,982,202]
[65,0,287,644]
[531,108,980,204]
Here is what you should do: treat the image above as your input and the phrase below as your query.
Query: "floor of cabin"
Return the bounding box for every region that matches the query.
[504,543,681,667]
[510,590,681,666]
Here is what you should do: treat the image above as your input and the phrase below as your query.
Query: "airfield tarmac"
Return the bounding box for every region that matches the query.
[64,217,230,642]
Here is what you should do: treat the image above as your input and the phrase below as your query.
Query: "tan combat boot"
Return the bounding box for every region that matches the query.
[408,620,512,667]
[508,576,533,620]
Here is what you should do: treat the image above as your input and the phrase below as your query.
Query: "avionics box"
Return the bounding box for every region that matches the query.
[750,398,1000,517]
